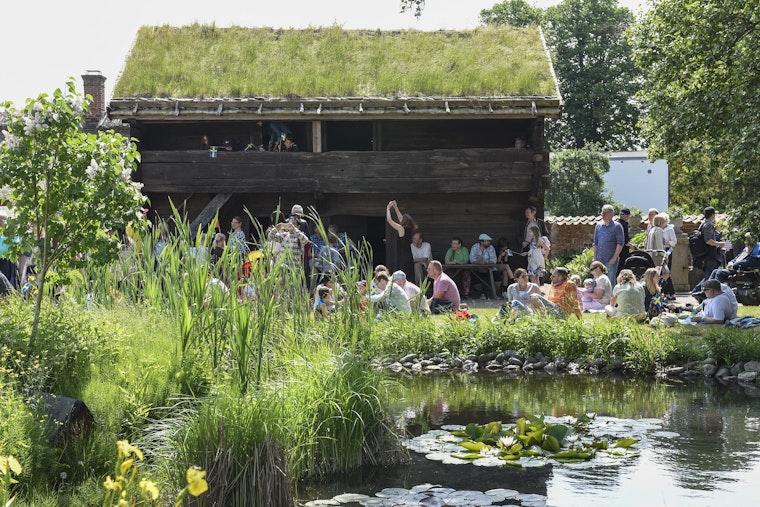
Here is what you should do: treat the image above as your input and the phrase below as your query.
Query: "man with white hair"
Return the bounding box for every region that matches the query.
[593,204,625,288]
[393,270,430,314]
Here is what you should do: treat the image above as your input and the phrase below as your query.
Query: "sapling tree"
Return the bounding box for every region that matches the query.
[0,81,147,346]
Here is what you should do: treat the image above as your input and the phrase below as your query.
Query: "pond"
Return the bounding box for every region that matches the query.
[299,373,760,507]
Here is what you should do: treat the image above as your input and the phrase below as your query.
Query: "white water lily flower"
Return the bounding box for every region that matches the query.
[479,445,498,457]
[497,436,518,449]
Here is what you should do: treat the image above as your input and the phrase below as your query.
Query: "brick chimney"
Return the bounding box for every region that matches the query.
[81,70,107,119]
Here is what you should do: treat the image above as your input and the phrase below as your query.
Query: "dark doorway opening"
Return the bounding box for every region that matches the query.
[331,215,386,268]
[325,121,374,151]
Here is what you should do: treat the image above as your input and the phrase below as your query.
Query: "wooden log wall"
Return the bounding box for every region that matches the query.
[138,149,538,194]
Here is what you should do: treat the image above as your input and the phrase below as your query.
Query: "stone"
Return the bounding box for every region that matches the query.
[388,362,404,373]
[589,358,607,369]
[744,361,760,373]
[400,353,418,363]
[466,354,479,363]
[425,364,442,371]
[665,366,685,376]
[544,362,557,373]
[452,358,463,368]
[508,357,524,367]
[609,358,624,371]
[738,371,758,383]
[420,359,433,367]
[702,364,718,377]
[715,367,730,379]
[486,363,504,372]
[477,354,491,364]
[703,357,717,365]
[730,363,745,376]
[495,352,507,362]
[411,363,422,372]
[505,364,522,372]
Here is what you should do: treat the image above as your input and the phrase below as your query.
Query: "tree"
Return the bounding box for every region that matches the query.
[480,0,543,27]
[0,81,147,345]
[545,146,611,216]
[631,0,760,237]
[543,0,642,151]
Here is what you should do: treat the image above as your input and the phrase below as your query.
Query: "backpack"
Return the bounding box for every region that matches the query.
[688,228,708,259]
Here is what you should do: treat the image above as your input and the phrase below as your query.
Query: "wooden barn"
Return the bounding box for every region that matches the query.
[106,25,561,268]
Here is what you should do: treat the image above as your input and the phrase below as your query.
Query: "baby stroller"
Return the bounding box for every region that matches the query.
[622,250,655,279]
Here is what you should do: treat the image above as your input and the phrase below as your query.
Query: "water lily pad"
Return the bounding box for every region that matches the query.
[333,493,371,503]
[376,488,409,498]
[409,484,437,493]
[304,500,340,506]
[358,498,392,507]
[484,488,520,501]
[419,497,445,507]
[472,456,503,467]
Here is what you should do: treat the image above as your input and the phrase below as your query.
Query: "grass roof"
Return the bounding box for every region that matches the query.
[113,25,557,99]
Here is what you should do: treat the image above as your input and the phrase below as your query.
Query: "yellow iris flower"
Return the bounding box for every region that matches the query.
[140,478,160,500]
[186,467,208,496]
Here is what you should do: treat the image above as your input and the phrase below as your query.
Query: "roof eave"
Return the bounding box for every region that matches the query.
[108,96,562,121]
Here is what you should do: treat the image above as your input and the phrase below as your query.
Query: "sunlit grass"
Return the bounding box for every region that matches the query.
[114,25,556,98]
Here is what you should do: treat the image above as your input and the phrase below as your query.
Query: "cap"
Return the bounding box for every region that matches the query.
[620,208,630,216]
[392,270,407,280]
[478,233,492,241]
[290,204,303,215]
[648,208,659,215]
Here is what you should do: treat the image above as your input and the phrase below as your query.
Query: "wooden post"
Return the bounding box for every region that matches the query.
[312,121,322,153]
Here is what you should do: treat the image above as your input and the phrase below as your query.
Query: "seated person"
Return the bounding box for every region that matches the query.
[495,268,542,320]
[427,260,461,314]
[444,237,471,298]
[495,237,515,296]
[581,278,596,303]
[369,272,411,314]
[283,134,299,152]
[708,234,760,284]
[584,261,613,310]
[604,269,646,319]
[315,286,335,318]
[469,233,499,296]
[691,279,735,324]
[221,137,241,151]
[529,267,582,319]
[393,270,430,314]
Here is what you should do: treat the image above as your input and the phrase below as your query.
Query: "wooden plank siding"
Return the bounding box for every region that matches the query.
[138,148,547,194]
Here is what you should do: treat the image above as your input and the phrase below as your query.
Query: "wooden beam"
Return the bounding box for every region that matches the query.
[189,193,232,234]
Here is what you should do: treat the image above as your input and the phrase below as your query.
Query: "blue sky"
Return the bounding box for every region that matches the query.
[1,0,644,106]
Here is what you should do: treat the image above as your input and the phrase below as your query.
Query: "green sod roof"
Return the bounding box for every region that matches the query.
[113,25,558,99]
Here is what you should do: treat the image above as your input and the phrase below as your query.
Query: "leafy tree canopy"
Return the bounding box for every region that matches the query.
[543,0,642,151]
[545,145,611,216]
[480,0,543,27]
[0,81,147,344]
[631,0,760,237]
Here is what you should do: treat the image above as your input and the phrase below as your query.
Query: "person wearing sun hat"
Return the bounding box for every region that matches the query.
[469,233,499,297]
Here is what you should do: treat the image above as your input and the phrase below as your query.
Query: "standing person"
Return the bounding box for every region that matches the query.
[645,213,667,267]
[267,220,310,270]
[616,208,635,268]
[228,216,249,260]
[426,260,461,314]
[646,208,659,231]
[521,205,548,252]
[593,204,625,288]
[661,213,678,300]
[410,231,432,286]
[444,237,471,298]
[522,226,549,285]
[386,200,418,277]
[692,206,727,294]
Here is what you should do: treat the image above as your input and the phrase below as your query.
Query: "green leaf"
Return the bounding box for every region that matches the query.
[546,424,569,443]
[542,434,561,452]
[613,438,638,449]
[460,441,487,452]
[464,423,484,439]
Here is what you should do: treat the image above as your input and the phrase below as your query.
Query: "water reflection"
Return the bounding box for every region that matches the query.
[302,374,760,507]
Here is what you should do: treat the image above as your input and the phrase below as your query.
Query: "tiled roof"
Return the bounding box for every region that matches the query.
[545,216,600,226]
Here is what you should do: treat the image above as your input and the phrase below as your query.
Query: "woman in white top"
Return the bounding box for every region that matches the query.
[495,268,542,321]
[584,261,613,310]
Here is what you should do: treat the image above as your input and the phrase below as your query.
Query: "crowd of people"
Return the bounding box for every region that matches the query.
[3,197,757,326]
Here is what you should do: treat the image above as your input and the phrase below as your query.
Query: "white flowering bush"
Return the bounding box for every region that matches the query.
[0,80,147,345]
